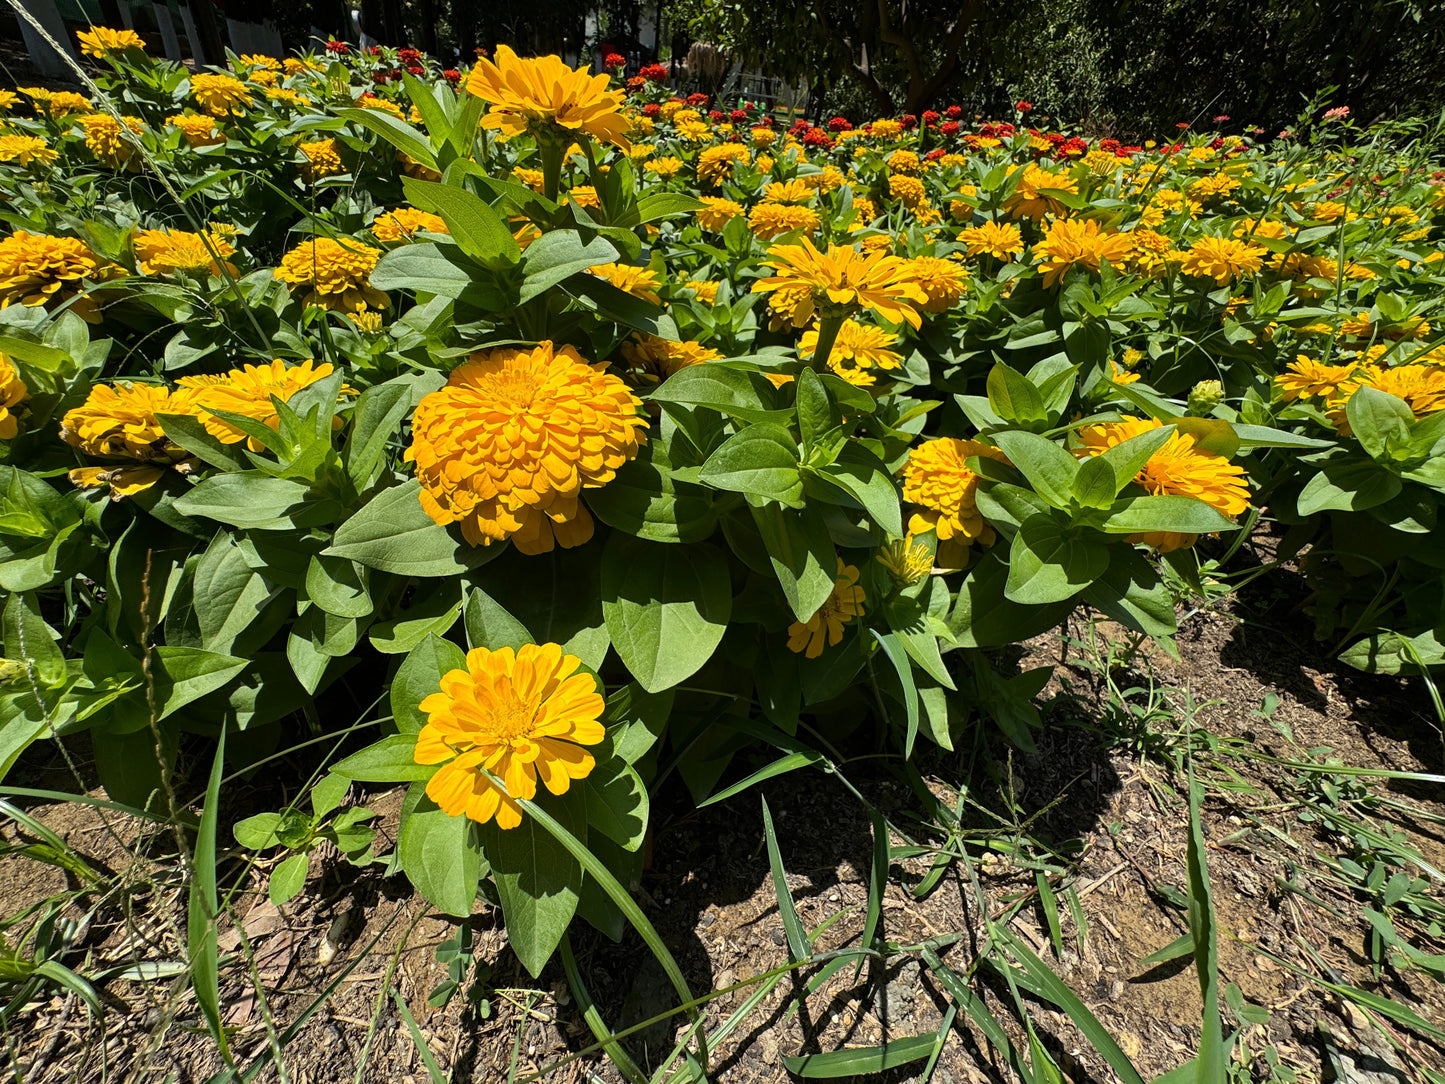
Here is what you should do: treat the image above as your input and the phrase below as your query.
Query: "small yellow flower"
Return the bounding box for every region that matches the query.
[372,207,449,243]
[1003,164,1078,220]
[1178,236,1266,286]
[298,137,345,182]
[0,134,57,167]
[61,381,198,495]
[0,354,28,440]
[905,255,968,314]
[753,237,926,329]
[76,26,145,57]
[902,438,1009,567]
[877,538,932,587]
[167,113,222,147]
[748,202,821,240]
[273,237,387,312]
[644,155,684,177]
[133,227,237,277]
[1033,218,1135,288]
[959,220,1024,262]
[587,262,662,304]
[787,561,866,658]
[621,333,722,383]
[799,320,903,386]
[190,73,252,116]
[178,360,348,450]
[697,142,750,185]
[77,113,146,169]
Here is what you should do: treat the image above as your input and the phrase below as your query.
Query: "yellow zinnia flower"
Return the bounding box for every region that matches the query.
[166,113,222,147]
[1033,218,1135,288]
[877,538,932,587]
[905,255,968,314]
[1178,236,1266,286]
[763,178,813,204]
[0,134,57,167]
[0,354,28,440]
[372,207,449,243]
[644,155,684,177]
[696,196,744,232]
[61,381,198,495]
[190,73,252,116]
[902,438,1009,567]
[787,560,866,658]
[586,262,662,304]
[621,333,722,383]
[697,142,750,185]
[466,45,629,150]
[44,91,93,117]
[406,342,646,553]
[298,137,344,182]
[76,26,145,57]
[133,227,237,277]
[1003,164,1078,220]
[415,643,605,830]
[178,360,347,450]
[273,237,387,313]
[959,220,1024,262]
[888,174,927,210]
[752,237,926,330]
[1073,418,1249,552]
[748,202,821,240]
[0,232,121,322]
[799,320,903,386]
[78,113,146,169]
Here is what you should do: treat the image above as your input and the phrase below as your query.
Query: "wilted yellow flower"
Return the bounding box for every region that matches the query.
[877,538,932,587]
[787,560,865,658]
[179,360,347,449]
[0,134,57,167]
[167,113,222,146]
[800,320,902,386]
[905,255,968,314]
[0,232,121,322]
[406,341,646,553]
[0,354,28,440]
[78,113,146,169]
[748,202,821,240]
[298,137,344,181]
[466,45,629,149]
[274,237,387,312]
[1178,236,1266,285]
[1074,417,1249,551]
[190,73,252,116]
[76,26,145,57]
[415,642,605,830]
[959,220,1024,261]
[902,438,1008,566]
[1033,218,1135,288]
[372,207,449,242]
[621,333,722,382]
[133,227,237,277]
[753,237,926,329]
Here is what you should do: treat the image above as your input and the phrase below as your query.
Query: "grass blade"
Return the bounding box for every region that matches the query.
[561,933,649,1084]
[761,796,809,963]
[1036,872,1063,958]
[871,630,920,757]
[782,1034,938,1078]
[1185,764,1225,1084]
[188,728,231,1065]
[698,752,822,808]
[393,990,447,1084]
[1138,933,1194,969]
[921,945,1034,1084]
[854,808,887,980]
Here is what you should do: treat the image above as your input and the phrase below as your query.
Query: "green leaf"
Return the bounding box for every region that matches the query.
[1186,767,1226,1084]
[1005,514,1108,604]
[369,242,476,293]
[191,533,276,654]
[392,635,467,735]
[3,591,65,689]
[477,787,588,977]
[949,552,1074,648]
[345,378,434,491]
[760,795,809,962]
[464,588,533,652]
[782,1036,938,1078]
[649,364,783,423]
[586,442,718,543]
[992,430,1078,508]
[173,473,316,530]
[987,363,1046,425]
[1082,550,1177,638]
[795,367,834,453]
[871,629,920,757]
[636,192,707,222]
[605,683,674,765]
[156,413,250,472]
[149,647,248,721]
[1346,386,1414,460]
[482,544,610,671]
[188,730,230,1063]
[1296,458,1402,515]
[1103,496,1239,535]
[332,734,436,782]
[583,758,649,852]
[339,107,437,172]
[269,852,309,904]
[818,443,903,538]
[234,812,283,850]
[398,786,484,917]
[305,554,372,619]
[517,230,618,303]
[1073,455,1117,509]
[326,479,503,576]
[1138,933,1195,969]
[698,750,823,808]
[402,177,520,266]
[368,580,464,655]
[601,536,731,693]
[698,424,803,506]
[749,502,837,623]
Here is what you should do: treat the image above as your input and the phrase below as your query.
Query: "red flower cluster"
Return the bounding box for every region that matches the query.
[639,62,668,82]
[605,52,625,68]
[686,92,709,106]
[729,109,747,123]
[642,103,660,117]
[945,105,962,119]
[901,114,917,129]
[366,45,382,56]
[978,122,1015,139]
[827,116,852,132]
[1015,101,1032,112]
[940,121,960,136]
[924,148,946,161]
[443,69,461,84]
[708,109,724,122]
[398,48,421,64]
[801,127,833,149]
[921,110,939,126]
[326,39,349,54]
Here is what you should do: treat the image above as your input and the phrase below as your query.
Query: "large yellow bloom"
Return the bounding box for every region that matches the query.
[1178,236,1266,285]
[902,438,1009,567]
[586,262,662,304]
[1353,365,1445,418]
[1073,418,1249,552]
[799,320,902,386]
[888,174,927,210]
[274,238,387,313]
[166,113,222,147]
[416,643,605,830]
[1032,218,1135,288]
[43,91,93,117]
[76,26,145,57]
[748,202,820,241]
[190,73,252,116]
[133,227,237,277]
[178,360,346,450]
[0,354,28,440]
[1274,355,1368,405]
[752,238,927,330]
[697,196,744,232]
[1003,164,1079,220]
[466,45,629,149]
[905,256,968,314]
[763,178,813,204]
[786,560,865,658]
[61,382,198,495]
[697,143,750,185]
[0,232,121,322]
[405,342,647,553]
[78,113,147,169]
[298,137,344,181]
[959,220,1024,261]
[372,207,449,243]
[0,134,57,167]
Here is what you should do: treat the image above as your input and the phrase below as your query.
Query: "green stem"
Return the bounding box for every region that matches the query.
[809,312,845,368]
[538,130,565,203]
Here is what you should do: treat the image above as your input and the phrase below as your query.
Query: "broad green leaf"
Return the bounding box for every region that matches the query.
[749,502,837,623]
[402,176,520,266]
[600,536,731,693]
[325,480,503,576]
[305,554,373,618]
[1346,386,1414,460]
[369,242,476,293]
[517,230,618,303]
[583,759,648,852]
[3,591,65,688]
[992,430,1078,508]
[782,1036,938,1078]
[269,853,309,904]
[464,588,533,652]
[172,473,318,530]
[156,413,250,472]
[391,633,467,734]
[1296,458,1402,515]
[193,531,275,654]
[698,424,803,506]
[818,443,903,538]
[605,683,674,765]
[333,734,436,782]
[987,363,1046,425]
[338,107,437,171]
[649,364,783,423]
[149,647,247,721]
[398,785,485,917]
[1005,514,1109,604]
[1103,495,1239,535]
[586,442,717,544]
[233,812,283,850]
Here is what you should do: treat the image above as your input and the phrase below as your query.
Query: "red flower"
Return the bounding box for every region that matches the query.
[827,116,851,131]
[406,65,424,75]
[366,45,382,56]
[730,109,747,123]
[709,109,724,122]
[945,105,962,119]
[473,47,489,58]
[398,48,421,63]
[940,121,960,136]
[627,76,645,90]
[1015,101,1032,112]
[687,92,709,106]
[924,147,946,161]
[802,127,833,149]
[605,52,625,68]
[443,69,461,83]
[921,110,939,126]
[642,103,660,117]
[372,72,388,84]
[639,63,668,82]
[1176,121,1190,129]
[1210,137,1225,149]
[901,114,917,129]
[1213,114,1230,123]
[326,39,349,54]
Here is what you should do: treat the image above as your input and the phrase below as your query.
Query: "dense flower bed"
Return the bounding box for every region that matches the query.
[1,35,1442,968]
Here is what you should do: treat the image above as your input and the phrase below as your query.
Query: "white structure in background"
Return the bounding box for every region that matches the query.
[225,15,283,56]
[151,2,182,60]
[14,0,79,77]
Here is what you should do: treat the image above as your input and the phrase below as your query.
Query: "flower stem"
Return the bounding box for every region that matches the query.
[538,127,566,204]
[809,313,844,369]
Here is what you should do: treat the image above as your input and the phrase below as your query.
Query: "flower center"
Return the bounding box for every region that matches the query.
[480,694,538,744]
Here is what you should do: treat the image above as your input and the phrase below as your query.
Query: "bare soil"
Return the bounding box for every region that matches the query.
[3,584,1444,1084]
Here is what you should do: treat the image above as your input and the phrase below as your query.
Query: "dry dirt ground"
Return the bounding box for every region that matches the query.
[3,589,1444,1083]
